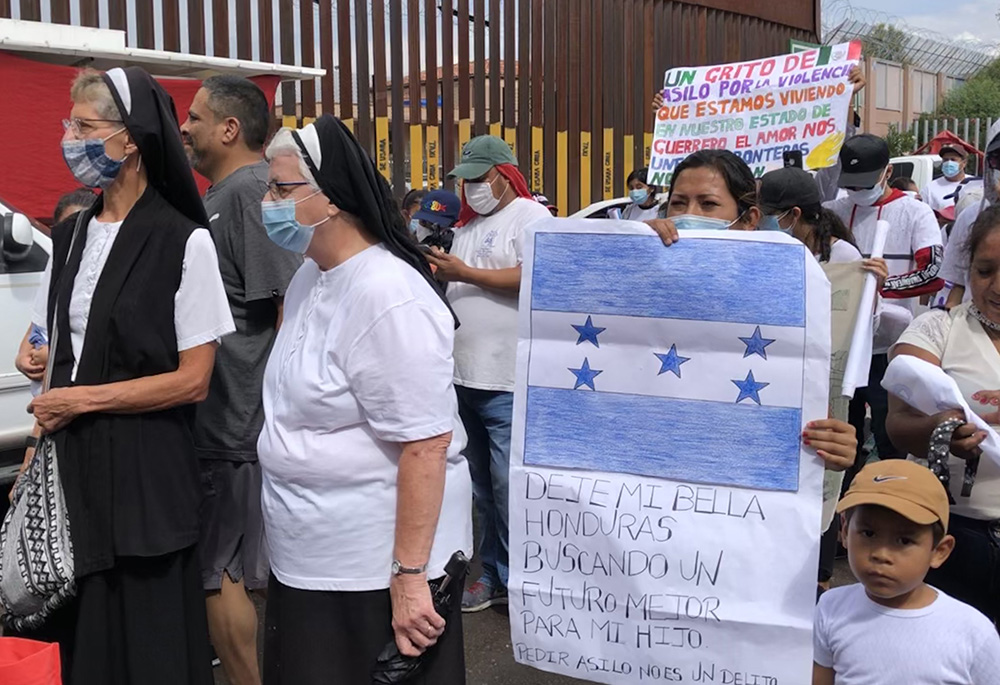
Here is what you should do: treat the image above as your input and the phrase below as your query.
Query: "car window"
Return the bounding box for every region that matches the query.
[890,162,914,181]
[586,202,632,219]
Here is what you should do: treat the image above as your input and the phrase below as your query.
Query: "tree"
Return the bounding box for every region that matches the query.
[933,56,1000,147]
[862,23,908,64]
[884,123,917,157]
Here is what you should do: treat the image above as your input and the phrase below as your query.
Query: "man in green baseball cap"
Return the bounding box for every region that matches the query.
[426,135,551,613]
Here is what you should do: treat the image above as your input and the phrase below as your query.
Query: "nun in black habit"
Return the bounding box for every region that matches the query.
[14,67,235,684]
[256,115,471,684]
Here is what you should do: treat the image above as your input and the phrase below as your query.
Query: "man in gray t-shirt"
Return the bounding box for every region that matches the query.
[182,76,300,685]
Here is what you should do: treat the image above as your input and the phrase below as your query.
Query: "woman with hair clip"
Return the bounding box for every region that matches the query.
[256,114,472,684]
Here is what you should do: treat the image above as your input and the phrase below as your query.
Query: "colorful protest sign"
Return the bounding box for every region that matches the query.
[509,219,831,684]
[649,41,862,186]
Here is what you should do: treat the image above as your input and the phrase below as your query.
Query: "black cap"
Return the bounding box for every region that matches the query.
[837,134,890,189]
[758,167,822,214]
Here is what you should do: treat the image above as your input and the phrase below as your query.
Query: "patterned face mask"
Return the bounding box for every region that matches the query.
[60,128,129,189]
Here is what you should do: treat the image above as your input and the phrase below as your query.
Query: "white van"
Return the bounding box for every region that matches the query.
[0,202,49,485]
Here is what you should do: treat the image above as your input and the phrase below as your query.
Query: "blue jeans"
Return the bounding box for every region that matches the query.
[456,386,513,589]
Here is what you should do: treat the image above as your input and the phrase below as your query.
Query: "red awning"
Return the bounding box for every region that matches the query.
[0,51,279,222]
[913,130,983,160]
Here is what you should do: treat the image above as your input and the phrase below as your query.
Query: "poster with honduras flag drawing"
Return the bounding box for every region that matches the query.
[509,219,831,684]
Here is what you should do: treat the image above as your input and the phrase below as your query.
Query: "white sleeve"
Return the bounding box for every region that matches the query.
[940,206,978,286]
[344,299,456,443]
[919,186,931,207]
[174,228,236,351]
[813,594,834,668]
[894,309,951,358]
[908,201,944,252]
[32,257,52,332]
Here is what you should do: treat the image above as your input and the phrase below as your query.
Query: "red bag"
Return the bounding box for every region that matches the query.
[0,638,61,685]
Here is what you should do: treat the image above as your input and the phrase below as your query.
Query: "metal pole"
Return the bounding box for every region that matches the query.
[923,118,929,146]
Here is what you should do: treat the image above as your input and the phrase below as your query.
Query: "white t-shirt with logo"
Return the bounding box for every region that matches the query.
[894,304,1000,520]
[448,197,552,392]
[815,583,1000,684]
[257,244,472,591]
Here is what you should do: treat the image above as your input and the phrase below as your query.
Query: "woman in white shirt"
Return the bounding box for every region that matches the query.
[256,115,472,684]
[622,166,663,222]
[887,203,1000,624]
[8,67,234,684]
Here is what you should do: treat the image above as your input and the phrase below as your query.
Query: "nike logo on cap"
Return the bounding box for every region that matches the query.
[850,159,859,165]
[872,475,907,483]
[210,213,220,222]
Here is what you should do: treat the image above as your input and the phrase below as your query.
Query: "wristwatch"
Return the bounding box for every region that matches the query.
[391,559,427,576]
[25,436,38,449]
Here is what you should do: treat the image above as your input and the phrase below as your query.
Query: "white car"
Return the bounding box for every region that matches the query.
[570,194,669,219]
[0,201,50,486]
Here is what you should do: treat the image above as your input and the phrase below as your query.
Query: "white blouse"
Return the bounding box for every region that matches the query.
[33,218,235,379]
[896,304,1000,520]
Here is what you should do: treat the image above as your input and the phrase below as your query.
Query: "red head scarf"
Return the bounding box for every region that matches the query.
[456,163,534,227]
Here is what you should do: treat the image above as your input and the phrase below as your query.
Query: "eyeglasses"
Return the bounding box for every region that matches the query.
[987,152,1000,171]
[62,117,124,137]
[265,181,313,199]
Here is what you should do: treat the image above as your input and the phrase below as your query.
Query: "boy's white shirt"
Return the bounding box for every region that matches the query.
[814,583,1000,684]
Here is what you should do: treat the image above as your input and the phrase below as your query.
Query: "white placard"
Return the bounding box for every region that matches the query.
[509,219,831,684]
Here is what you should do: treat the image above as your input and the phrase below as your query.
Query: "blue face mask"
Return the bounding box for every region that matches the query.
[941,160,962,179]
[671,214,736,231]
[261,190,327,254]
[759,210,793,233]
[61,128,128,189]
[409,218,422,234]
[629,188,649,204]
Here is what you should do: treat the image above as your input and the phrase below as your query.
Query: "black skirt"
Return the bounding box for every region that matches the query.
[10,545,213,685]
[263,573,466,685]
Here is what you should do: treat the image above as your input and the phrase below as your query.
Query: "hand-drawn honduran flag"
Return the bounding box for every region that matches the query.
[518,222,831,493]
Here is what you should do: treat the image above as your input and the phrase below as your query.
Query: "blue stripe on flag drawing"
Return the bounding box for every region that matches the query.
[524,386,802,491]
[531,234,806,327]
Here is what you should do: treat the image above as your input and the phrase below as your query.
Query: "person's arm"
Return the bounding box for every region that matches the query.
[945,284,965,309]
[14,326,44,381]
[425,248,522,294]
[813,663,835,685]
[883,204,945,298]
[9,422,42,502]
[390,432,451,657]
[885,344,986,460]
[28,343,217,433]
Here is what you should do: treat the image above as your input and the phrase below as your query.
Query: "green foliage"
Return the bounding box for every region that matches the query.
[862,23,909,64]
[884,123,917,157]
[932,56,1000,146]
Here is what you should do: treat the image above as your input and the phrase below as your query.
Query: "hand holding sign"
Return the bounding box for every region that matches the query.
[649,41,862,186]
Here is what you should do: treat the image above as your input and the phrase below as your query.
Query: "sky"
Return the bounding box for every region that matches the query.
[831,0,1000,45]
